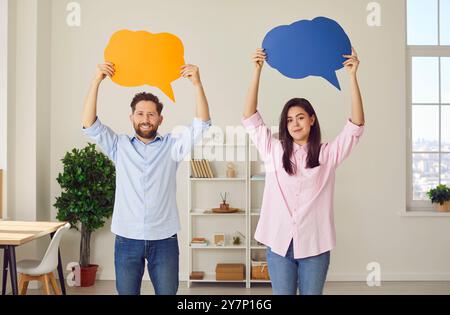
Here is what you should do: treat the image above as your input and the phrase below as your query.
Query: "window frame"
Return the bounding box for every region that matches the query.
[406,0,450,211]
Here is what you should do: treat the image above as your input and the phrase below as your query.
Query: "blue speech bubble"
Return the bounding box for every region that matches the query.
[262,17,352,90]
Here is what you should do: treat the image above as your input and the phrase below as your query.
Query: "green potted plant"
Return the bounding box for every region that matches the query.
[54,143,115,287]
[426,184,450,212]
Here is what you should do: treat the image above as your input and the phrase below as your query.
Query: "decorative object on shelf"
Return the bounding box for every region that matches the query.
[190,271,205,280]
[206,209,242,214]
[215,263,245,281]
[233,231,246,246]
[211,208,241,214]
[251,173,265,180]
[191,237,209,247]
[427,184,450,212]
[226,162,237,178]
[220,192,229,210]
[251,162,265,180]
[213,233,225,246]
[211,193,240,213]
[251,260,270,280]
[190,159,214,178]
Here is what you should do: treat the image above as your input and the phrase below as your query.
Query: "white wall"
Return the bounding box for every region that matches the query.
[6,0,15,224]
[5,0,450,288]
[1,0,52,291]
[0,0,8,291]
[0,0,8,217]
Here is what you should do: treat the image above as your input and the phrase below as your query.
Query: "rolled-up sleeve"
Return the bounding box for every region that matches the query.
[82,117,118,163]
[320,119,364,167]
[171,118,212,162]
[242,111,273,161]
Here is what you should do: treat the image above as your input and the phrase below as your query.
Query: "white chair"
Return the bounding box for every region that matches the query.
[16,223,70,295]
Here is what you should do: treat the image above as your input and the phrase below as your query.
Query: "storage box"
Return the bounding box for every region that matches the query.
[251,260,270,280]
[190,271,205,280]
[215,263,245,281]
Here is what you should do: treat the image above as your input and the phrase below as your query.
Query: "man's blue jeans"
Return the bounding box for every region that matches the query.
[266,241,330,295]
[114,234,179,295]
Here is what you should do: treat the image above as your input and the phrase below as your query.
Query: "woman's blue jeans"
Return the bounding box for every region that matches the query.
[266,240,330,295]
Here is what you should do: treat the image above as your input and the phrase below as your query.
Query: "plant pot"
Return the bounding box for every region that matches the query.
[435,201,450,212]
[220,203,230,210]
[80,264,99,287]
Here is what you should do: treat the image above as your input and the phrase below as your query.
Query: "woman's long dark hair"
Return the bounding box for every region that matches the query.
[279,98,322,175]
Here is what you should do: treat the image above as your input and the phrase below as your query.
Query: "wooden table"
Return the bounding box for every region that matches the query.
[0,221,68,295]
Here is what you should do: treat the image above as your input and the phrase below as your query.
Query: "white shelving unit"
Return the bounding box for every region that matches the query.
[248,143,270,285]
[187,137,271,288]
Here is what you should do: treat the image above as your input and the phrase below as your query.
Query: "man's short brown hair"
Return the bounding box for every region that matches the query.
[130,92,164,115]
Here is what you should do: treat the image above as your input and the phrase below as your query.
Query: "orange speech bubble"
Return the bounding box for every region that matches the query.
[104,30,185,102]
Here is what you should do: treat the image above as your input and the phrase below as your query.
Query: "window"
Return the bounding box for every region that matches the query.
[407,0,450,210]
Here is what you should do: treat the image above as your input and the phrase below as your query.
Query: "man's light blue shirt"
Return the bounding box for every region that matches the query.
[82,117,211,240]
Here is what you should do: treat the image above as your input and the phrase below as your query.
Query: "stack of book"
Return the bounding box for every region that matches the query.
[190,237,209,247]
[190,159,214,178]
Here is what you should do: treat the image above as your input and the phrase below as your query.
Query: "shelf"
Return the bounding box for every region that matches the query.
[399,210,450,217]
[190,274,246,283]
[188,135,267,288]
[250,245,267,249]
[190,245,246,250]
[190,177,246,181]
[190,209,246,216]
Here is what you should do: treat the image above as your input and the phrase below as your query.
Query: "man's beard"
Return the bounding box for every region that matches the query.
[134,123,158,140]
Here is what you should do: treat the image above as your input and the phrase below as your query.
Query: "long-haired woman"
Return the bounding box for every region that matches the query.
[242,47,365,295]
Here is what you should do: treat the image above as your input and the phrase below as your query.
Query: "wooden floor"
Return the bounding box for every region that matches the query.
[21,280,450,295]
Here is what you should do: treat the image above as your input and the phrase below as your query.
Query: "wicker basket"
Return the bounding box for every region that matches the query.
[251,260,270,280]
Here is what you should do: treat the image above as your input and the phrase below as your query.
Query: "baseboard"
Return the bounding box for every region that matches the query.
[54,272,450,283]
[326,273,450,282]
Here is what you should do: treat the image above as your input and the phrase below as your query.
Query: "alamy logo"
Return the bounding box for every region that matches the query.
[366,262,382,287]
[66,262,81,287]
[66,2,81,27]
[367,2,382,27]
